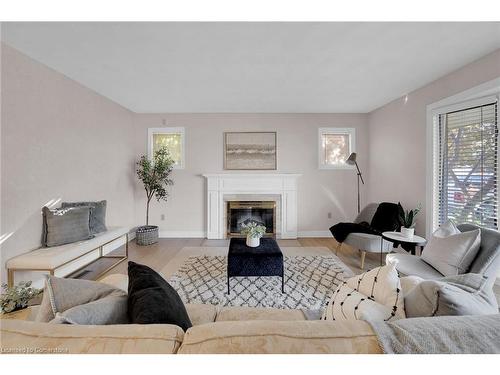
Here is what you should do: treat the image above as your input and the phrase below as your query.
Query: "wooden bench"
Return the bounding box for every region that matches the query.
[6,227,129,287]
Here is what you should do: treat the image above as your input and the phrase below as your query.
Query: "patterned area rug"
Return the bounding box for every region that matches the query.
[169,255,353,310]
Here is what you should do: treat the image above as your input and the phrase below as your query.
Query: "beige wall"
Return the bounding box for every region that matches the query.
[133,114,369,236]
[0,44,137,283]
[2,40,499,285]
[368,49,500,236]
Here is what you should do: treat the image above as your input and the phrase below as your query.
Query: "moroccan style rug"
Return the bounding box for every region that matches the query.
[169,255,353,310]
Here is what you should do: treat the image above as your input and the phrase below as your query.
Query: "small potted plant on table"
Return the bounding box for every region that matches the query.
[1,281,41,317]
[398,202,421,238]
[240,222,266,247]
[136,147,175,246]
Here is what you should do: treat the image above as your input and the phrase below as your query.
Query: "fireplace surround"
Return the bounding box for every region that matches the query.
[203,173,300,239]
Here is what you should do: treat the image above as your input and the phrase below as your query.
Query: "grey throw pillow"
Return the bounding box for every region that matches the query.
[35,275,127,323]
[421,220,481,276]
[61,200,107,234]
[404,273,498,318]
[51,295,128,325]
[42,206,93,247]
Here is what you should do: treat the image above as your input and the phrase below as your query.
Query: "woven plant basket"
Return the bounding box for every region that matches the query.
[136,225,159,246]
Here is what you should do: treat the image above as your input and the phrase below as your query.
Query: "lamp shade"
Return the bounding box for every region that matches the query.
[346,152,357,165]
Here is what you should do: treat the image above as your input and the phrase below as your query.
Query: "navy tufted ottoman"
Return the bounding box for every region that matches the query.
[227,237,284,295]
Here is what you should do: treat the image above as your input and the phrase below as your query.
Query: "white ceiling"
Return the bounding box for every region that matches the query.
[2,22,500,113]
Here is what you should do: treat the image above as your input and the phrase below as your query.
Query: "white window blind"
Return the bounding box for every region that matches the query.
[438,101,498,229]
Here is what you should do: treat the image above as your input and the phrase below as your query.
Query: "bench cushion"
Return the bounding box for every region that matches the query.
[7,227,129,270]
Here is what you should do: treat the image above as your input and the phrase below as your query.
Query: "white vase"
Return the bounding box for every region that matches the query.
[400,227,414,238]
[246,236,260,247]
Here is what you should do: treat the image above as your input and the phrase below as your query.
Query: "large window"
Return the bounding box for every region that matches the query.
[318,128,355,169]
[436,101,498,229]
[148,127,185,169]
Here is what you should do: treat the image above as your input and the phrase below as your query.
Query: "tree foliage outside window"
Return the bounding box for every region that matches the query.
[153,133,182,167]
[439,103,498,229]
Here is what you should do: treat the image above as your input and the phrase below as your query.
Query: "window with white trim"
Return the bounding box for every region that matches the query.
[318,128,355,169]
[148,127,185,169]
[435,101,498,229]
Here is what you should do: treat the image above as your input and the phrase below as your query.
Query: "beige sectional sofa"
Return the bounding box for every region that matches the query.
[0,303,381,354]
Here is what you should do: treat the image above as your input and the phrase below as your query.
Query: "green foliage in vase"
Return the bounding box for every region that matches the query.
[398,202,422,228]
[240,222,267,238]
[136,147,175,225]
[0,281,42,314]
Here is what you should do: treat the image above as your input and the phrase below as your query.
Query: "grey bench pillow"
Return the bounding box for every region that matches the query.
[61,200,107,234]
[42,206,93,247]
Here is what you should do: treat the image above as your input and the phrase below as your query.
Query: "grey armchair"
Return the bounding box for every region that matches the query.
[337,203,392,269]
[387,223,500,287]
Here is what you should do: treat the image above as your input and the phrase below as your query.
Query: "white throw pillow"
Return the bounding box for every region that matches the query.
[421,220,481,276]
[323,262,405,321]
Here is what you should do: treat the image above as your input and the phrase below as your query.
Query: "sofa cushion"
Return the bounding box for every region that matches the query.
[216,306,306,322]
[185,304,217,326]
[127,262,192,331]
[421,220,481,276]
[61,200,107,234]
[400,275,424,295]
[323,262,405,321]
[404,273,499,318]
[43,206,93,247]
[178,320,382,354]
[35,276,126,323]
[387,253,443,279]
[0,320,183,354]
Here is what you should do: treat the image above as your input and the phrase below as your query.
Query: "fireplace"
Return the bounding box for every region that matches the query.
[227,201,276,237]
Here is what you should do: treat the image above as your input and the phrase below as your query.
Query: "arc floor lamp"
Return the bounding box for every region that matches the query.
[346,152,364,213]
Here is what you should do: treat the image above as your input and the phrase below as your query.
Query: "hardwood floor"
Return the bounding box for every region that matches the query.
[90,237,499,304]
[96,237,386,279]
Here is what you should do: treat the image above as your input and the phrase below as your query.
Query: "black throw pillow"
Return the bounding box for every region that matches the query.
[127,261,192,331]
[370,202,401,233]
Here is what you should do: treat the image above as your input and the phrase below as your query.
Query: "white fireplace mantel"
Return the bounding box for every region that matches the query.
[202,173,301,239]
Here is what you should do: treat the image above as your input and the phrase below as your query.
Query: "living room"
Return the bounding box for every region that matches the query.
[1,0,500,368]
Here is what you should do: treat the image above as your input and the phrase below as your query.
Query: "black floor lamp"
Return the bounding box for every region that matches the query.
[346,152,364,214]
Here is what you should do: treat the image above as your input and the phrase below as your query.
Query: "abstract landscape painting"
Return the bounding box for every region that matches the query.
[224,132,277,170]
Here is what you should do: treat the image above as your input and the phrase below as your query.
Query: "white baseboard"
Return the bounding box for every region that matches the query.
[159,231,206,238]
[297,230,332,238]
[145,230,332,239]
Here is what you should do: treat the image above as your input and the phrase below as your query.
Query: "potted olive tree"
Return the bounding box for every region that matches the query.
[136,147,175,246]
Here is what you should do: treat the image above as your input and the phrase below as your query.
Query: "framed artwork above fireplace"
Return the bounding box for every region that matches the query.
[224,131,277,170]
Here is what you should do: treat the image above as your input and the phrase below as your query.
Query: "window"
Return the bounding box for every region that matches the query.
[318,128,355,169]
[436,101,498,229]
[148,127,185,169]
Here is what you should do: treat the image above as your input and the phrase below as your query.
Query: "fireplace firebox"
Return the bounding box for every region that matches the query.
[227,201,276,237]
